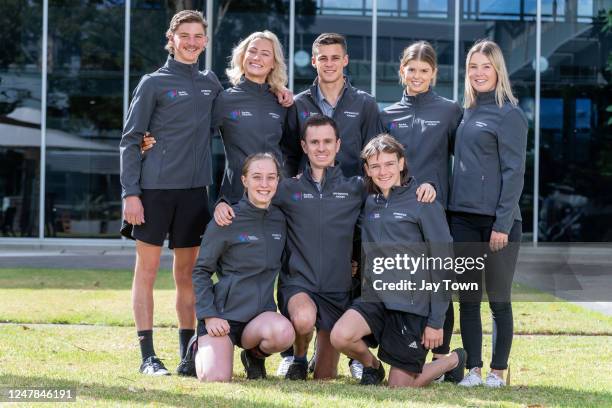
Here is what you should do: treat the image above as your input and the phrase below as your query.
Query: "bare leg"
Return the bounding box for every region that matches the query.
[173,247,199,330]
[287,293,317,357]
[241,311,295,354]
[312,330,340,379]
[330,309,378,368]
[388,352,459,388]
[195,334,234,382]
[132,241,162,331]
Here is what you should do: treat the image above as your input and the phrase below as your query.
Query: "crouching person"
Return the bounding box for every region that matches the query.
[192,153,295,382]
[331,134,466,387]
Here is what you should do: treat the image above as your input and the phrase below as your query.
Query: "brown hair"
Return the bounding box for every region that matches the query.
[361,134,410,194]
[165,10,208,54]
[399,41,438,87]
[312,33,347,56]
[301,115,339,141]
[241,153,282,178]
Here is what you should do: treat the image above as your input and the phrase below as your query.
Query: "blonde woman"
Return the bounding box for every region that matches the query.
[448,39,528,387]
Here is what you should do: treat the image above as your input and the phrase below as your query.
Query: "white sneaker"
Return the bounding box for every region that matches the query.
[276,356,294,376]
[485,372,506,388]
[349,359,363,379]
[458,368,482,387]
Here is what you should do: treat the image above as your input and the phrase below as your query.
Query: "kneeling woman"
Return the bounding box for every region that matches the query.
[192,153,295,382]
[330,134,466,387]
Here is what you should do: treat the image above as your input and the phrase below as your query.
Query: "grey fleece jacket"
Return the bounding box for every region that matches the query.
[274,163,365,293]
[192,198,286,323]
[120,56,223,198]
[448,91,528,234]
[379,89,463,208]
[213,76,289,204]
[360,178,453,329]
[284,77,380,177]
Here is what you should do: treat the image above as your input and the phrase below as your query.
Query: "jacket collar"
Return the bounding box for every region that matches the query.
[476,90,496,105]
[308,76,351,101]
[401,88,435,106]
[374,176,417,203]
[302,161,344,188]
[237,76,271,95]
[165,55,200,77]
[237,196,270,216]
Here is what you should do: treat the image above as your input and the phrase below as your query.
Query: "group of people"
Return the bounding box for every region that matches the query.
[120,9,527,389]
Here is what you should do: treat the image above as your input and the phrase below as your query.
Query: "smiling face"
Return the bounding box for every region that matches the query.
[242,37,275,84]
[241,158,279,208]
[468,51,498,93]
[365,151,404,196]
[401,59,436,95]
[169,22,207,64]
[312,44,348,85]
[301,124,340,171]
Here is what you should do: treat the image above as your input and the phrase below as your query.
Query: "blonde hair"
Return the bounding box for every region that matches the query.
[226,31,287,94]
[165,10,207,54]
[463,39,517,108]
[399,41,438,87]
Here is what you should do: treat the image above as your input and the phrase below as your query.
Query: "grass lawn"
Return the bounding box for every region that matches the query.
[1,268,612,407]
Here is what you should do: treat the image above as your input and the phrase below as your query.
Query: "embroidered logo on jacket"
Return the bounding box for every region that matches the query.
[268,112,280,120]
[238,233,259,242]
[344,111,359,118]
[333,192,349,199]
[271,233,282,240]
[475,121,488,128]
[229,110,254,121]
[201,89,212,96]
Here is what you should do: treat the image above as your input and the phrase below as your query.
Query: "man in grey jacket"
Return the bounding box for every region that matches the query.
[119,10,222,376]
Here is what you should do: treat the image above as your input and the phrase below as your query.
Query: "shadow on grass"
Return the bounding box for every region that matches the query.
[2,371,611,408]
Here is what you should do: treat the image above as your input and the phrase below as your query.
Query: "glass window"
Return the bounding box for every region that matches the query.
[295,0,373,93]
[460,0,537,240]
[376,0,455,104]
[46,0,125,238]
[538,0,612,242]
[0,1,42,238]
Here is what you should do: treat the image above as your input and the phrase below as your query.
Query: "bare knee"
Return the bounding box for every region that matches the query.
[330,324,354,351]
[291,312,316,336]
[197,371,231,383]
[270,321,295,349]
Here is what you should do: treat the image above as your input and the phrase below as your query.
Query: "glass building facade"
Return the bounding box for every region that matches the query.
[0,0,610,242]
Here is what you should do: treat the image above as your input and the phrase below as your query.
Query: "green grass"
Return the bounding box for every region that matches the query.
[0,325,610,407]
[1,268,611,334]
[1,267,612,407]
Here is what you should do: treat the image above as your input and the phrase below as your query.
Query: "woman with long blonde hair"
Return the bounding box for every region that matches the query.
[448,39,528,388]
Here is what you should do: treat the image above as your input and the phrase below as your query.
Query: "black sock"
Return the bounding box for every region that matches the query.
[249,345,270,359]
[280,345,294,358]
[137,330,156,361]
[294,355,307,365]
[179,329,195,359]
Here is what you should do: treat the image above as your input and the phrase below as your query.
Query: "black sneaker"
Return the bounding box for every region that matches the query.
[140,356,170,376]
[285,361,308,380]
[240,350,267,380]
[445,348,467,383]
[360,361,385,385]
[176,334,198,377]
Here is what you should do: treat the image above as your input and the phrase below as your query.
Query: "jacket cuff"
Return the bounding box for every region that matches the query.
[122,187,142,199]
[426,316,444,330]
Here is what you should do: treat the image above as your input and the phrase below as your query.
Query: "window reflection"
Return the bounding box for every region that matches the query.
[0,1,41,237]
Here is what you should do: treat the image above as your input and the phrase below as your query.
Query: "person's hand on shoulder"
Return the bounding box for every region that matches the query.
[214,202,235,226]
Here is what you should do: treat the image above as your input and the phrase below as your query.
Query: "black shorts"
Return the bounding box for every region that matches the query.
[197,319,247,348]
[131,187,210,249]
[279,285,350,332]
[350,299,428,374]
